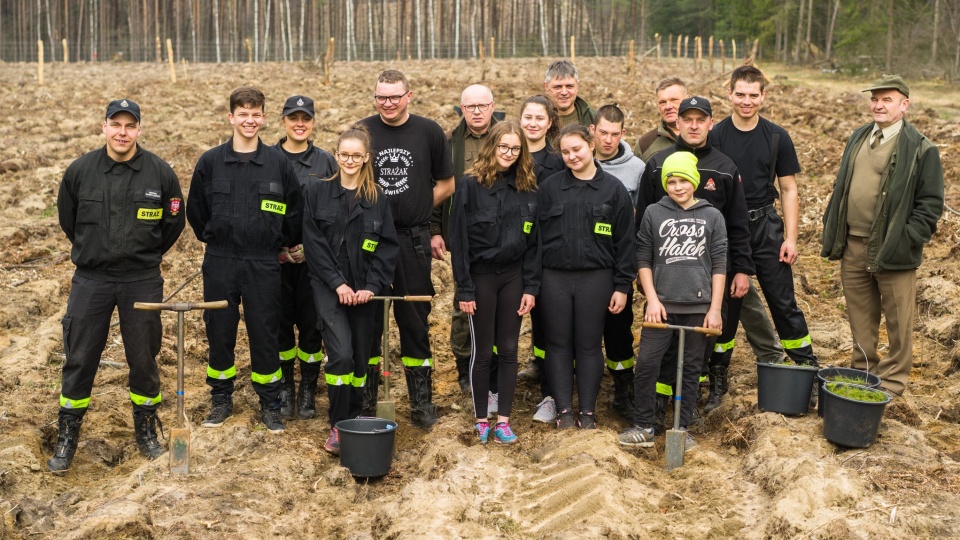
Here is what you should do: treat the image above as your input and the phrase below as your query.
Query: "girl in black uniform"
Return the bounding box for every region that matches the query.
[450,121,539,444]
[537,124,637,430]
[302,125,400,455]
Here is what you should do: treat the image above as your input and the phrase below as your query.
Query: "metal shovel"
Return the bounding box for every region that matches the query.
[134,299,228,475]
[641,321,721,471]
[371,295,433,421]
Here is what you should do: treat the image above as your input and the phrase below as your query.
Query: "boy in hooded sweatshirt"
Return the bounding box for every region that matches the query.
[618,151,727,450]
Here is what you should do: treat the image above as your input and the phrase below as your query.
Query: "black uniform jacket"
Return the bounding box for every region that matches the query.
[57,145,184,282]
[186,138,302,260]
[302,177,399,295]
[273,138,338,188]
[449,168,541,302]
[537,163,637,294]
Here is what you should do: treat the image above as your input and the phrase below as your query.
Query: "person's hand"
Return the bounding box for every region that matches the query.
[277,247,294,264]
[704,308,723,330]
[644,298,667,323]
[518,294,536,316]
[459,300,476,315]
[608,291,627,314]
[336,284,356,305]
[779,240,798,265]
[355,289,374,304]
[730,273,750,299]
[430,235,446,260]
[287,244,305,264]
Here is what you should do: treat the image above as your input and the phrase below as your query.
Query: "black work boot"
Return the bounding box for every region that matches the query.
[202,394,233,428]
[298,362,321,419]
[48,414,82,475]
[653,394,669,435]
[133,410,165,460]
[405,366,439,430]
[278,362,296,420]
[610,368,635,421]
[360,365,380,417]
[455,356,471,394]
[703,365,728,414]
[259,403,286,433]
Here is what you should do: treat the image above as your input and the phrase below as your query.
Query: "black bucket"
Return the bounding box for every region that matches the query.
[816,367,881,417]
[822,382,891,448]
[756,362,819,416]
[336,418,398,477]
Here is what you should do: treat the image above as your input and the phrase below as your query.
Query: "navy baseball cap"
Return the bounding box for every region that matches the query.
[678,96,712,117]
[282,95,315,118]
[105,99,141,122]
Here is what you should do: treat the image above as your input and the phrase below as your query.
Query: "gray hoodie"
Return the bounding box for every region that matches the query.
[599,140,645,206]
[636,196,727,314]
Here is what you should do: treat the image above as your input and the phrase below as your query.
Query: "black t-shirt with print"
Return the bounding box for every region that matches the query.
[360,114,454,229]
[712,116,801,209]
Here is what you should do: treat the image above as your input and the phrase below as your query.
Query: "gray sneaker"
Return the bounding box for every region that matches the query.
[487,392,499,417]
[618,425,655,447]
[532,396,557,423]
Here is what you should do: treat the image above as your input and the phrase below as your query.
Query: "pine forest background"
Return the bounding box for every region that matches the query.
[2,0,960,78]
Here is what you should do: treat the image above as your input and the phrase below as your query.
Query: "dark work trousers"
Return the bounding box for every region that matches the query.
[529,304,552,399]
[59,274,163,418]
[603,288,636,370]
[468,265,523,419]
[312,280,374,427]
[279,262,324,366]
[709,211,816,370]
[633,313,707,428]
[202,253,282,405]
[541,268,613,414]
[655,298,729,397]
[370,226,435,366]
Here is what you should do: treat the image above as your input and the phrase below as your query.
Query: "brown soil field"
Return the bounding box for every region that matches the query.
[1,57,959,539]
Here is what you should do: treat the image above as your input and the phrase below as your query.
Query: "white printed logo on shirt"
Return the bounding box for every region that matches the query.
[374,148,413,196]
[658,217,707,264]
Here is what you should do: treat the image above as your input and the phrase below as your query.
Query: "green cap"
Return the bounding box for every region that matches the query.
[661,151,700,191]
[863,74,909,98]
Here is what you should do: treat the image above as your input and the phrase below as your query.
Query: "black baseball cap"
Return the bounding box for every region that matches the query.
[105,99,141,122]
[678,96,712,117]
[282,95,315,118]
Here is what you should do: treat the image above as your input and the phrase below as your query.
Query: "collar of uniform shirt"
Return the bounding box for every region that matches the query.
[871,118,904,147]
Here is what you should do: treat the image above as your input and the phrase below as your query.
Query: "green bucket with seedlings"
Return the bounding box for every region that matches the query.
[816,367,881,418]
[822,382,891,448]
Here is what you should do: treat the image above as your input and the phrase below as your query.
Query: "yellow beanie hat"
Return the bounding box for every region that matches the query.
[661,151,700,191]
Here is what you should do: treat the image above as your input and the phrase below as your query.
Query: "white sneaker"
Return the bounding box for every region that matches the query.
[487,392,499,417]
[533,396,557,423]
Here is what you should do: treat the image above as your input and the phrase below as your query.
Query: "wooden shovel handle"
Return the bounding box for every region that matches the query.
[134,300,229,311]
[371,295,433,302]
[641,321,722,336]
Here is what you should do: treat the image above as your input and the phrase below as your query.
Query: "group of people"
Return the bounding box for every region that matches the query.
[48,58,944,473]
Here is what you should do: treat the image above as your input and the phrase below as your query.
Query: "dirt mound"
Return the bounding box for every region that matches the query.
[1,58,959,538]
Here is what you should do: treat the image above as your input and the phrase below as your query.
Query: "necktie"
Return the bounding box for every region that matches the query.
[871,130,884,149]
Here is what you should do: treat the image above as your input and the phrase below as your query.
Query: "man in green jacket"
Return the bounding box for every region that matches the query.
[821,74,944,396]
[543,60,596,128]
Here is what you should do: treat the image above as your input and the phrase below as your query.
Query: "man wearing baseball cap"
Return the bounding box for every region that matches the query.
[50,99,185,473]
[273,95,337,421]
[822,75,944,396]
[634,95,753,434]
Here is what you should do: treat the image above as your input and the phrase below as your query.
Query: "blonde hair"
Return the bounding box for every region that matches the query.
[331,124,378,204]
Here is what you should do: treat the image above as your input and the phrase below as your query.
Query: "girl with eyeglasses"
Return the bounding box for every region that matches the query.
[302,124,400,455]
[536,124,637,430]
[449,121,540,445]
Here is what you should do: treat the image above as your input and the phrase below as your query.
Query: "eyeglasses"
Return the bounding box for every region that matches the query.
[496,144,522,156]
[374,93,408,105]
[462,103,493,113]
[336,152,367,163]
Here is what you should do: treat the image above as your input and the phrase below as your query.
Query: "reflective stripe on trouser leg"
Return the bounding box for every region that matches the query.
[606,357,636,371]
[251,368,282,385]
[402,356,433,367]
[60,394,91,410]
[298,348,323,364]
[130,391,162,407]
[279,347,298,361]
[656,382,672,397]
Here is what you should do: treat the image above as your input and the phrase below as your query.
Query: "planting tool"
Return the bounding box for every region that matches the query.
[641,321,721,471]
[134,299,228,475]
[371,295,433,421]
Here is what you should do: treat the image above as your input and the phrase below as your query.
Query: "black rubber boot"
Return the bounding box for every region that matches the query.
[360,365,380,417]
[278,362,296,420]
[298,362,321,419]
[610,368,635,420]
[48,414,82,475]
[133,410,165,460]
[703,365,728,414]
[653,394,669,435]
[405,366,439,430]
[455,356,471,394]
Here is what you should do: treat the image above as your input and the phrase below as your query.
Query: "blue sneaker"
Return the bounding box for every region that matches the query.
[475,422,491,444]
[494,422,518,444]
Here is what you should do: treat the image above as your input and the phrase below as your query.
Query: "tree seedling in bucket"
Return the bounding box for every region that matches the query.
[134,299,228,475]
